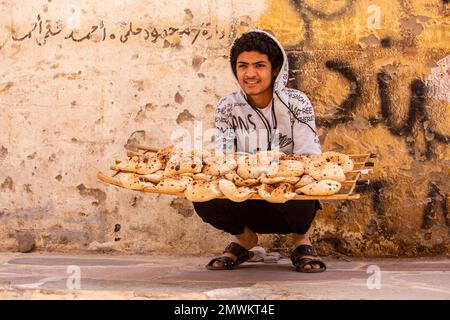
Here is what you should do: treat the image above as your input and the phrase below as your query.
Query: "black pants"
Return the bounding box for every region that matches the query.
[193,199,321,235]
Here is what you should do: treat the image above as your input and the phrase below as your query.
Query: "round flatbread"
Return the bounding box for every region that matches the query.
[115,156,139,172]
[140,170,164,183]
[192,173,213,181]
[256,150,285,165]
[296,180,341,195]
[203,150,237,166]
[266,160,305,178]
[164,152,202,176]
[236,154,267,179]
[257,183,297,203]
[224,172,259,187]
[294,174,316,188]
[218,179,255,202]
[306,160,346,182]
[133,153,163,174]
[116,155,163,175]
[280,154,310,162]
[202,163,234,176]
[156,175,192,193]
[184,180,223,202]
[156,145,175,168]
[260,175,300,185]
[120,174,157,191]
[321,151,354,173]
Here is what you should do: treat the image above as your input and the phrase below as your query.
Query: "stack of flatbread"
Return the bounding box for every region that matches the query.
[111,147,354,203]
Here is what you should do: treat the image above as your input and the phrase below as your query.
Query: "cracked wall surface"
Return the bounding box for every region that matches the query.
[0,0,449,256]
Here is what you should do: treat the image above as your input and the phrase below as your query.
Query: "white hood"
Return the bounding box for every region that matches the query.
[230,29,290,101]
[215,29,321,155]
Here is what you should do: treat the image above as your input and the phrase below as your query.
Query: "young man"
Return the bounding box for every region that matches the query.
[193,30,326,273]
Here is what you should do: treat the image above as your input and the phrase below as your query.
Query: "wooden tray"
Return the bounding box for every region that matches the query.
[96,145,376,201]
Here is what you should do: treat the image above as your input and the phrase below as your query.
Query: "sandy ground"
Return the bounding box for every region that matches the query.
[0,252,449,300]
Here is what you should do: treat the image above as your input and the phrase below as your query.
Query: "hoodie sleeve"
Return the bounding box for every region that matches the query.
[291,93,322,155]
[215,97,236,154]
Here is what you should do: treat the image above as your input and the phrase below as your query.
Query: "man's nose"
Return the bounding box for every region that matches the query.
[245,66,257,77]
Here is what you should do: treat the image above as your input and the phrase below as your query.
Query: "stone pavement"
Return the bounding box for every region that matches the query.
[0,252,449,300]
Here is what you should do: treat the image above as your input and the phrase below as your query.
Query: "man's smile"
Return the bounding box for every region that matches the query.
[244,79,260,85]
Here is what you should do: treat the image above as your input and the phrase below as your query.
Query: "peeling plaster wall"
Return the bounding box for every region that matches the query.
[0,0,449,256]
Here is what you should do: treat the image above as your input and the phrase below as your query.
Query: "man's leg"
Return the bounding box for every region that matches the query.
[193,199,246,235]
[193,199,258,269]
[292,229,322,270]
[283,200,324,271]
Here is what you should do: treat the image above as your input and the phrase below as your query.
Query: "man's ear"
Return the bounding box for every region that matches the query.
[273,66,281,77]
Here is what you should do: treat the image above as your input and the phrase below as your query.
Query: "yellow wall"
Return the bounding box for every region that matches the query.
[0,0,448,256]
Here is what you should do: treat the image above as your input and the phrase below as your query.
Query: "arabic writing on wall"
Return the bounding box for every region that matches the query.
[11,13,228,46]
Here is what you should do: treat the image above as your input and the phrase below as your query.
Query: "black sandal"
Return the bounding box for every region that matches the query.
[291,244,326,273]
[206,242,254,270]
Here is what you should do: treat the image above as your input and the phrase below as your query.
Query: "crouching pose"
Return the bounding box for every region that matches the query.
[193,30,326,273]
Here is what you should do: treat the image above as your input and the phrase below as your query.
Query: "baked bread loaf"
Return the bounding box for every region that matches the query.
[257,183,297,203]
[111,146,359,200]
[184,180,223,202]
[219,179,255,202]
[296,180,342,196]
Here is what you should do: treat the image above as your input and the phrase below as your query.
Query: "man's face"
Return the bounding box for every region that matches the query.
[236,51,279,101]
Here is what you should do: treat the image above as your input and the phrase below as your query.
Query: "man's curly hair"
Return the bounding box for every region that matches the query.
[230,31,284,77]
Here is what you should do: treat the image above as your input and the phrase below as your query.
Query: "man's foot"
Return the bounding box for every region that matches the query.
[292,232,324,271]
[209,228,258,270]
[290,244,326,273]
[206,242,255,270]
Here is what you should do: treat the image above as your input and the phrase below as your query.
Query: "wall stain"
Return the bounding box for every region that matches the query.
[174,92,184,104]
[176,109,195,124]
[23,184,32,193]
[0,81,14,93]
[170,197,194,217]
[77,184,106,205]
[192,55,207,71]
[1,177,15,192]
[124,130,146,150]
[135,103,156,123]
[0,146,7,161]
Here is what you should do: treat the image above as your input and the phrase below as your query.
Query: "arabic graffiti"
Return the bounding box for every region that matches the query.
[283,0,450,243]
[315,60,361,129]
[284,0,449,155]
[374,73,444,160]
[11,14,227,46]
[288,0,356,45]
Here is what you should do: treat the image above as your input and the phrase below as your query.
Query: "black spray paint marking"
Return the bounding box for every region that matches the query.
[288,0,356,46]
[316,60,361,128]
[377,72,448,159]
[365,180,395,239]
[421,182,449,230]
[283,0,449,236]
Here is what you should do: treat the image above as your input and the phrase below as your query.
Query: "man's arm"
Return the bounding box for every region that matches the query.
[291,94,322,155]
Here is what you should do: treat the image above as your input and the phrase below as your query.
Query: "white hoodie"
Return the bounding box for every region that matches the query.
[215,29,321,155]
